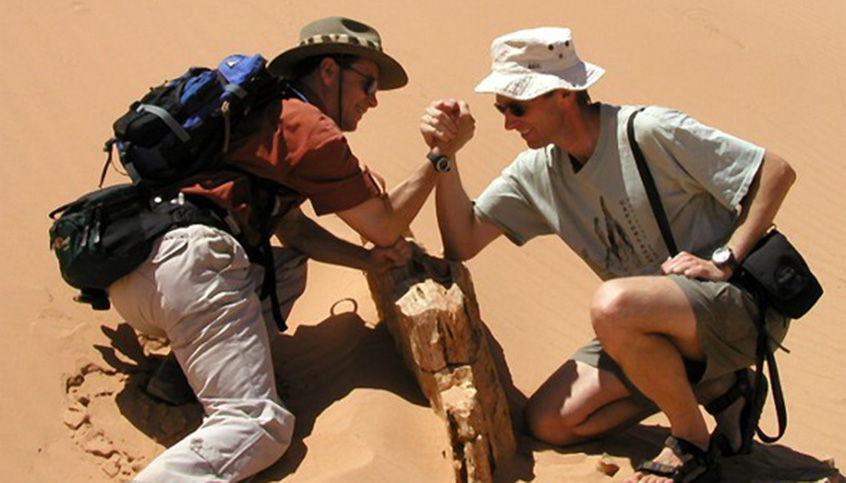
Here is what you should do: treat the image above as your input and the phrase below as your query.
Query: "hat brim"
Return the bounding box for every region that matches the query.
[268,43,408,90]
[474,61,605,100]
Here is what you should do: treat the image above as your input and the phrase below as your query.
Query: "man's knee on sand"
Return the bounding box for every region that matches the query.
[131,402,295,483]
[523,388,590,446]
[252,407,296,468]
[216,399,297,473]
[590,280,641,358]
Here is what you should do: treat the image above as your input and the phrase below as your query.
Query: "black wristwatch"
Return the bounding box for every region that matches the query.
[711,246,738,271]
[427,152,451,172]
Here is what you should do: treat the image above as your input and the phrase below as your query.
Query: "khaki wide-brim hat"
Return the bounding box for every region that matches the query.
[475,27,604,100]
[268,16,408,90]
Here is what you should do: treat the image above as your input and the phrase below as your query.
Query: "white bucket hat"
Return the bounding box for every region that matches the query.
[474,27,605,101]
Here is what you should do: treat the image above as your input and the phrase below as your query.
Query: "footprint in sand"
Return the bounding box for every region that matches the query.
[63,362,145,480]
[63,338,203,481]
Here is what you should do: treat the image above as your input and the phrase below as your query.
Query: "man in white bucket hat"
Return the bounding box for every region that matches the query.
[421,26,797,482]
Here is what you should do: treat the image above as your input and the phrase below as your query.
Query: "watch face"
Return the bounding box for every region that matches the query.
[427,152,451,172]
[436,158,450,172]
[712,247,731,265]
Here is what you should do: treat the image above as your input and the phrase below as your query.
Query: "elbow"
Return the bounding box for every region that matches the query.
[363,223,406,248]
[766,152,797,190]
[782,162,797,190]
[368,233,401,248]
[443,242,479,262]
[771,154,797,195]
[443,248,467,262]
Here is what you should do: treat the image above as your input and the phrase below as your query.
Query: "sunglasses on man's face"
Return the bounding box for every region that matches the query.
[345,65,379,97]
[494,101,528,118]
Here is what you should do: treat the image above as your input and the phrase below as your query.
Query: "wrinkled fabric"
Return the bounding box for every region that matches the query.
[110,224,306,482]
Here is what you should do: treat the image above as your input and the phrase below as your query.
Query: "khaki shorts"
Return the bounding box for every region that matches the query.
[572,274,791,403]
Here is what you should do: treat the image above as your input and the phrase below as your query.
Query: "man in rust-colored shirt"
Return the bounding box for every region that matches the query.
[184,81,390,249]
[109,16,473,483]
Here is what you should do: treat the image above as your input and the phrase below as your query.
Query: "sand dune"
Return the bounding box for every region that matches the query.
[2,1,845,482]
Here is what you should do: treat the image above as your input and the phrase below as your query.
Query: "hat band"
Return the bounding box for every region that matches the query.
[300,34,383,52]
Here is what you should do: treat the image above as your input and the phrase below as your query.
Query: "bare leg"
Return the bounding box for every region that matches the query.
[590,276,711,483]
[525,360,655,446]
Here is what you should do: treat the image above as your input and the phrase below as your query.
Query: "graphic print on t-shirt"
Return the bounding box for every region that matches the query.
[594,196,641,274]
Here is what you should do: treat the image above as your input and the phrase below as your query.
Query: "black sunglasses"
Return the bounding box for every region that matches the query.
[494,101,527,117]
[344,65,379,96]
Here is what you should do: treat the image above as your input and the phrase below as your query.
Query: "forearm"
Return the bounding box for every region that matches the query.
[382,160,439,238]
[415,97,487,259]
[727,151,796,262]
[337,159,439,247]
[276,210,373,270]
[435,160,494,261]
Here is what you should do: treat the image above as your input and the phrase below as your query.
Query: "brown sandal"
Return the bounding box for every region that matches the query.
[705,369,768,457]
[635,436,721,483]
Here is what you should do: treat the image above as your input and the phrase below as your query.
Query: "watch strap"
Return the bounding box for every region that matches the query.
[427,152,451,172]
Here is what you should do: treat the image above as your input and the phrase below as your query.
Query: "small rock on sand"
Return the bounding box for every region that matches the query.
[82,432,116,458]
[596,453,620,477]
[63,405,89,430]
[101,454,121,478]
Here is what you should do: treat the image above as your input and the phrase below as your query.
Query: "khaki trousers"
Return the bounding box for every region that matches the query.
[110,224,306,483]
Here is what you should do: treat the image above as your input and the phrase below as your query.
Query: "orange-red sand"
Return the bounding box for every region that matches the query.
[3,1,844,481]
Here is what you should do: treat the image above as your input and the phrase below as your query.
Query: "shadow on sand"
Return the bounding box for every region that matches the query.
[95,312,841,483]
[501,421,844,483]
[96,306,436,481]
[95,297,537,482]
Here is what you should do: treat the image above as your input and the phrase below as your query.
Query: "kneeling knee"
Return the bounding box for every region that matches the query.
[244,403,296,469]
[590,282,633,349]
[524,398,582,446]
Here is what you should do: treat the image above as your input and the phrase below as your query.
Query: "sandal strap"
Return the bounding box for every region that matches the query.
[636,459,676,477]
[637,459,709,482]
[637,436,717,482]
[665,436,710,461]
[705,369,750,415]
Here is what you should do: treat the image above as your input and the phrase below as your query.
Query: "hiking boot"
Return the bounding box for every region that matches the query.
[145,352,196,406]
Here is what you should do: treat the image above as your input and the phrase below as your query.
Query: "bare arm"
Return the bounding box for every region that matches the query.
[434,162,503,261]
[276,207,411,272]
[724,151,796,261]
[420,99,503,261]
[336,160,439,246]
[662,151,796,280]
[337,99,479,247]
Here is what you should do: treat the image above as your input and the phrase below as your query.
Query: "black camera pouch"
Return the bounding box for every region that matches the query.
[734,229,823,319]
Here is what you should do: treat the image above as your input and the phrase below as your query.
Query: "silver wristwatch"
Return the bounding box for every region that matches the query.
[711,246,738,270]
[427,152,451,172]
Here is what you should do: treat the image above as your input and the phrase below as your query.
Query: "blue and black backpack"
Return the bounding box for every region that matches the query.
[103,53,281,187]
[50,54,290,327]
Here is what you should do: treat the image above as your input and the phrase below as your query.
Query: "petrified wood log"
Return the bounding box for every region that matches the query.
[364,246,516,483]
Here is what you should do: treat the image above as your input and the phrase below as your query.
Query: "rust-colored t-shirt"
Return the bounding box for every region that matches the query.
[183,90,381,245]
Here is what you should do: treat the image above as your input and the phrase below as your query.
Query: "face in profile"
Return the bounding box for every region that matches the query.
[494,91,563,149]
[339,58,379,132]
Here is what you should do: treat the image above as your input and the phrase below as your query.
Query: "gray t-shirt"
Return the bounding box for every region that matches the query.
[474,104,764,280]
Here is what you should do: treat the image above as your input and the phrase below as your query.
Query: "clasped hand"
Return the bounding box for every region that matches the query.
[419,99,475,158]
